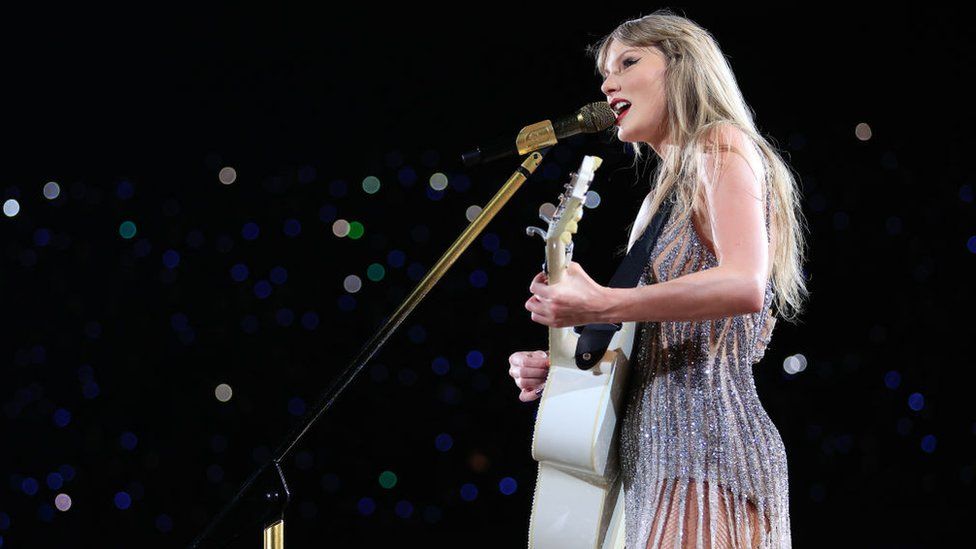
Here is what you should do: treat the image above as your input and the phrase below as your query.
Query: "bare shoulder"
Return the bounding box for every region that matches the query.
[699,122,764,185]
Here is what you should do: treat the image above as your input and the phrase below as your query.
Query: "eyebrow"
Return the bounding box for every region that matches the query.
[601,48,640,77]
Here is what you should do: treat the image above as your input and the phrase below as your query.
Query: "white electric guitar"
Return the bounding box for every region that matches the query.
[525,155,635,549]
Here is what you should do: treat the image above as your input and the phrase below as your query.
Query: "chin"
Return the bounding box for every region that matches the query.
[615,126,645,144]
[614,125,634,143]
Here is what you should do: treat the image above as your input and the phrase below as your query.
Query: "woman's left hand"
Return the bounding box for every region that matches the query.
[525,261,611,328]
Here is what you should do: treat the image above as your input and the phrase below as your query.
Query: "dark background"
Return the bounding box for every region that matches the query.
[2,4,973,548]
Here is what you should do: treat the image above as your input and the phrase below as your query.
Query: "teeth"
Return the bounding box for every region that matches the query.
[613,101,631,115]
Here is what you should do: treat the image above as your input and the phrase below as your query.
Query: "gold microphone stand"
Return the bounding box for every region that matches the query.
[189,146,552,548]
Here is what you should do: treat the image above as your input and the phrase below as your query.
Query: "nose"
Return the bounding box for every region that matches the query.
[600,75,617,98]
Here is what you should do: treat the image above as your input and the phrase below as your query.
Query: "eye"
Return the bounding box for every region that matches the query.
[623,57,639,68]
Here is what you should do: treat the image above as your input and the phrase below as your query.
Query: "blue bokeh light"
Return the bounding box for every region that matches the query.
[450,174,471,192]
[460,483,479,502]
[301,311,320,330]
[270,266,288,285]
[58,465,75,481]
[425,187,445,201]
[170,312,189,332]
[469,270,488,288]
[34,228,51,247]
[908,392,924,411]
[489,304,508,323]
[53,408,71,428]
[162,249,180,269]
[434,433,453,452]
[884,370,901,390]
[46,472,63,490]
[21,477,39,496]
[329,179,348,197]
[431,356,450,376]
[283,218,301,237]
[338,294,356,311]
[357,497,376,516]
[395,500,414,518]
[120,431,138,451]
[499,476,518,495]
[466,350,484,369]
[397,166,417,187]
[253,280,272,299]
[155,513,173,533]
[387,249,406,268]
[231,263,249,282]
[492,249,511,266]
[408,325,427,344]
[319,204,337,223]
[116,180,135,199]
[114,491,131,510]
[481,232,500,251]
[288,397,306,416]
[242,222,260,241]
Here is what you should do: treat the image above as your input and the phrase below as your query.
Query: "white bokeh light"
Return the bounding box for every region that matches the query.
[218,167,237,185]
[215,383,233,402]
[343,274,363,293]
[55,493,72,511]
[332,219,350,237]
[3,199,20,217]
[465,205,482,222]
[783,353,808,374]
[429,172,449,191]
[43,181,61,199]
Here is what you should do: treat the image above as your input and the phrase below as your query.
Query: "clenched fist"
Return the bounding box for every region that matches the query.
[508,350,550,402]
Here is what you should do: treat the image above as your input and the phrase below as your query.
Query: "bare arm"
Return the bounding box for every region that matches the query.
[599,125,769,324]
[600,266,763,323]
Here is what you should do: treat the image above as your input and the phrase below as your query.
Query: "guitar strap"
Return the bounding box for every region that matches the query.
[572,188,677,370]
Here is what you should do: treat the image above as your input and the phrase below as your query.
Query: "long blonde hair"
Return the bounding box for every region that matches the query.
[586,8,811,324]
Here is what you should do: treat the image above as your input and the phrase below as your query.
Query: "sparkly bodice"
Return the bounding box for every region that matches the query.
[617,184,792,548]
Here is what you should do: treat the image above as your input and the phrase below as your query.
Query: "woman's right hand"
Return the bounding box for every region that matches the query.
[508,350,550,402]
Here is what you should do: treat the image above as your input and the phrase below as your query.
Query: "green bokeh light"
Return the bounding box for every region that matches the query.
[362,176,381,194]
[119,220,137,239]
[378,470,398,489]
[348,221,365,239]
[367,263,385,281]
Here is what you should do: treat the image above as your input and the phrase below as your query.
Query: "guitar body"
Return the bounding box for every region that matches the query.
[525,156,633,548]
[527,323,635,549]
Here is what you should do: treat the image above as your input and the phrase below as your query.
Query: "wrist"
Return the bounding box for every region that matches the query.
[598,286,622,324]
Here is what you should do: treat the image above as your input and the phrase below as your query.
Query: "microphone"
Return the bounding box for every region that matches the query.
[460,101,615,167]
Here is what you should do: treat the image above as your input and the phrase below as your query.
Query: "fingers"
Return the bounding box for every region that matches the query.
[529,272,551,298]
[518,382,547,402]
[510,350,551,400]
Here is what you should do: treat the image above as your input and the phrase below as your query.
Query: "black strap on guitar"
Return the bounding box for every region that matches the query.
[572,189,677,370]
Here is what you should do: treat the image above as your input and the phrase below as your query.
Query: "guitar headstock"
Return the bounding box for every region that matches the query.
[525,155,602,283]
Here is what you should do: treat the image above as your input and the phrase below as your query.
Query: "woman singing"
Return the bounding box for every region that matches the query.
[508,9,810,549]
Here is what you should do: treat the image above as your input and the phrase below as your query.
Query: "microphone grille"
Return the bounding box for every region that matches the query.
[579,101,616,132]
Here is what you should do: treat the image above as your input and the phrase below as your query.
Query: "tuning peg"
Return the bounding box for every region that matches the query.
[525,226,547,240]
[538,211,552,224]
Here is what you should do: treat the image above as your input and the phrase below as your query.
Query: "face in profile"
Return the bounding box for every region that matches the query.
[600,40,669,150]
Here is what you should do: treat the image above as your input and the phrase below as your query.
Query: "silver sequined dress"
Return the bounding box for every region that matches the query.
[619,183,791,548]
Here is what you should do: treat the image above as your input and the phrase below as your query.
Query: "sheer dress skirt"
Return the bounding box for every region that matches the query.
[618,311,792,549]
[618,302,792,549]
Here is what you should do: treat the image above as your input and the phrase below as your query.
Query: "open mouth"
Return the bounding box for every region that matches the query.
[615,105,631,124]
